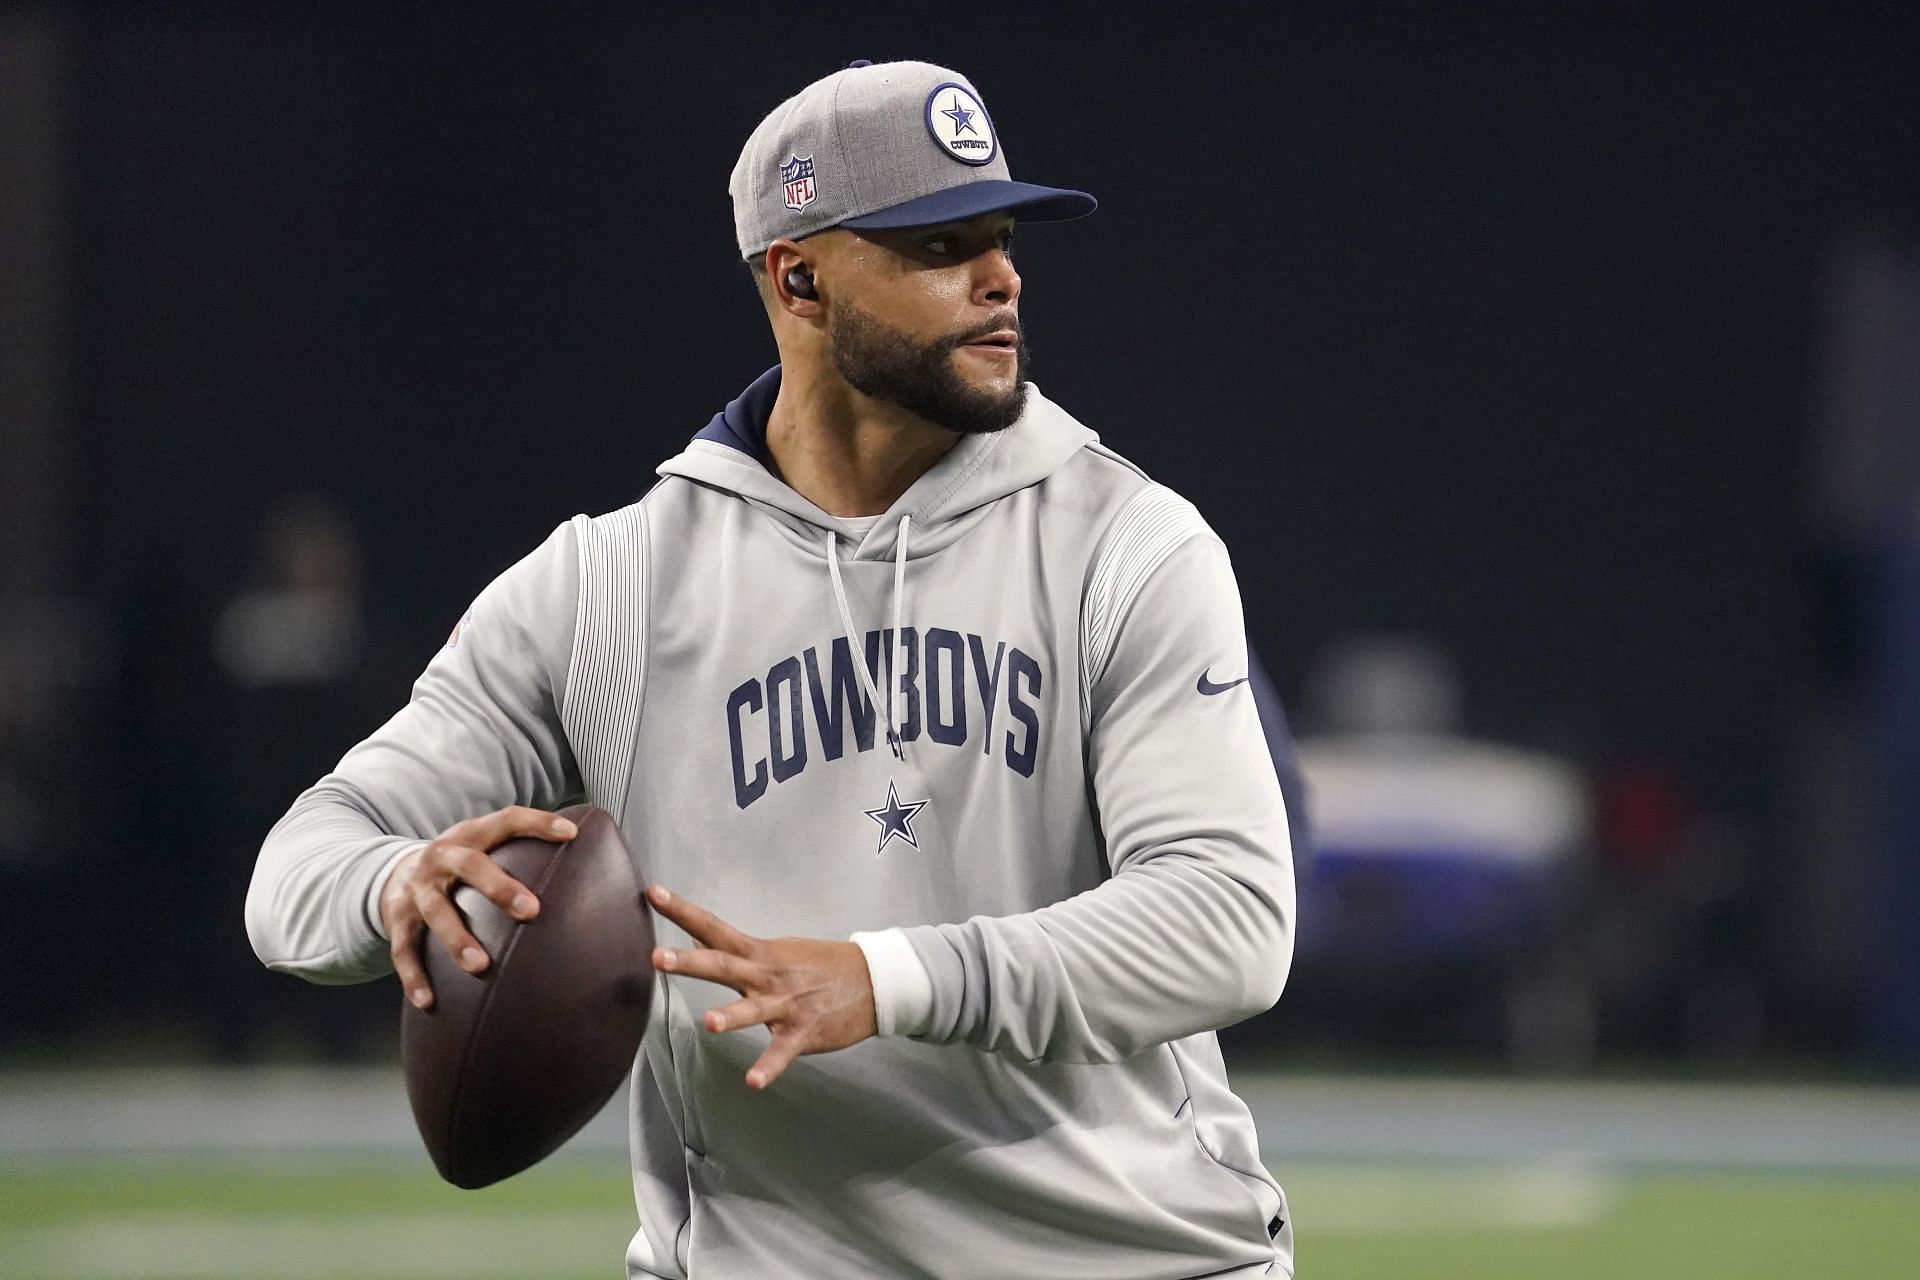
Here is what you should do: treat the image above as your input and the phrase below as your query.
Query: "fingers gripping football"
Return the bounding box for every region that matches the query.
[648,885,877,1090]
[380,806,578,1010]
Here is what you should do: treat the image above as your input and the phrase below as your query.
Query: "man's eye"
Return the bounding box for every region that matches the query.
[922,237,953,256]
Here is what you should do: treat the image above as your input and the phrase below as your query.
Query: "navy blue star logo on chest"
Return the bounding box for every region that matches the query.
[863,780,930,854]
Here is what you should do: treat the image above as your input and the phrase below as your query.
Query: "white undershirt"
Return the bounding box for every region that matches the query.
[851,929,937,1037]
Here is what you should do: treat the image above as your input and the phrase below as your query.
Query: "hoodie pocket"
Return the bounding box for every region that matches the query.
[1167,1036,1287,1252]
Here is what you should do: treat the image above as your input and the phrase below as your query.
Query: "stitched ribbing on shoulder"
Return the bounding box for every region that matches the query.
[1081,484,1211,694]
[563,506,649,824]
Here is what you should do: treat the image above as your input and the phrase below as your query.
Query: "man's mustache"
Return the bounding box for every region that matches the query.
[945,312,1023,349]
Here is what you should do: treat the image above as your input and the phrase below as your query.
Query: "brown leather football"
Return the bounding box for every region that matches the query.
[400,803,654,1189]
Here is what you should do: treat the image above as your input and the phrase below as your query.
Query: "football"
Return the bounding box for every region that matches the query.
[400,803,654,1189]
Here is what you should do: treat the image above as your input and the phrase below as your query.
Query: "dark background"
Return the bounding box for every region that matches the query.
[7,1,1919,1065]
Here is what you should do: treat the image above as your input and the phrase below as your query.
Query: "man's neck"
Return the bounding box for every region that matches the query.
[763,367,959,518]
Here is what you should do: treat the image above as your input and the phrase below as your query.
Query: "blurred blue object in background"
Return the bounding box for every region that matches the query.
[1864,516,1920,1062]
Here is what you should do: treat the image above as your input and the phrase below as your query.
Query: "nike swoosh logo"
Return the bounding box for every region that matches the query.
[1196,670,1251,696]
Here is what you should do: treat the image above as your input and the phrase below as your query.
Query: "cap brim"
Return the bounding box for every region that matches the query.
[839,179,1097,231]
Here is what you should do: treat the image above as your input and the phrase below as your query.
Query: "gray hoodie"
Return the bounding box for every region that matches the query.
[247,367,1297,1279]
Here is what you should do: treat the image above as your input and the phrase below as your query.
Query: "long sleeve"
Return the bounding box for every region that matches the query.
[243,521,585,984]
[899,489,1296,1063]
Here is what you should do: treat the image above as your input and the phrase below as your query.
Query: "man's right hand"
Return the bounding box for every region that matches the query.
[380,806,578,1010]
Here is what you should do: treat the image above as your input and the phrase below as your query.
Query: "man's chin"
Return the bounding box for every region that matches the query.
[963,380,1029,435]
[949,351,1024,400]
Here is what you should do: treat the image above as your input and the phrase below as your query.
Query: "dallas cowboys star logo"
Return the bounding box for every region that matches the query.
[941,95,978,135]
[862,780,930,854]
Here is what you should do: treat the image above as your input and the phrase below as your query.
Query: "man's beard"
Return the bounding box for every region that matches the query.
[829,300,1030,436]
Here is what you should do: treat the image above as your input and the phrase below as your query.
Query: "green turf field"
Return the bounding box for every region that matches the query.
[3,1156,1917,1279]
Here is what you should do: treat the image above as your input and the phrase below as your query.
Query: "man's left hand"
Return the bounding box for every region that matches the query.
[647,884,877,1089]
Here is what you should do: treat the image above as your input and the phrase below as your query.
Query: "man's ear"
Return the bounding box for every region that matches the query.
[765,240,822,316]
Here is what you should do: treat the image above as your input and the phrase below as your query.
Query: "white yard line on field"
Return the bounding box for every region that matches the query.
[1286,1162,1617,1234]
[1,1211,631,1280]
[1236,1073,1920,1172]
[2,1066,1918,1171]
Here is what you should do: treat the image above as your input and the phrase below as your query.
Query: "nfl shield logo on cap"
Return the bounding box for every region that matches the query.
[781,154,817,212]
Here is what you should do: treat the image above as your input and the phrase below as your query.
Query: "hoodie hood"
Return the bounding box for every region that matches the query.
[656,365,1097,562]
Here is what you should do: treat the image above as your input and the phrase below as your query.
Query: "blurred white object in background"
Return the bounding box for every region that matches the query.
[1301,736,1587,869]
[214,498,364,689]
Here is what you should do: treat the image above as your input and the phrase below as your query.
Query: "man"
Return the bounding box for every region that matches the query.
[247,60,1296,1279]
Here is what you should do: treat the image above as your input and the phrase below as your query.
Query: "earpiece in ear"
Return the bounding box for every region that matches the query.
[786,265,817,300]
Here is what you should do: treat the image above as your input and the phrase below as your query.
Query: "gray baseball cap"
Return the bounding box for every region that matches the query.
[730,59,1097,260]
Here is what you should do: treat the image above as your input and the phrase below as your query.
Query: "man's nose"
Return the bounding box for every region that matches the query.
[974,247,1020,307]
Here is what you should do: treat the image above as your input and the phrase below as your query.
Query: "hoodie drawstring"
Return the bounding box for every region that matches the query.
[825,514,912,761]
